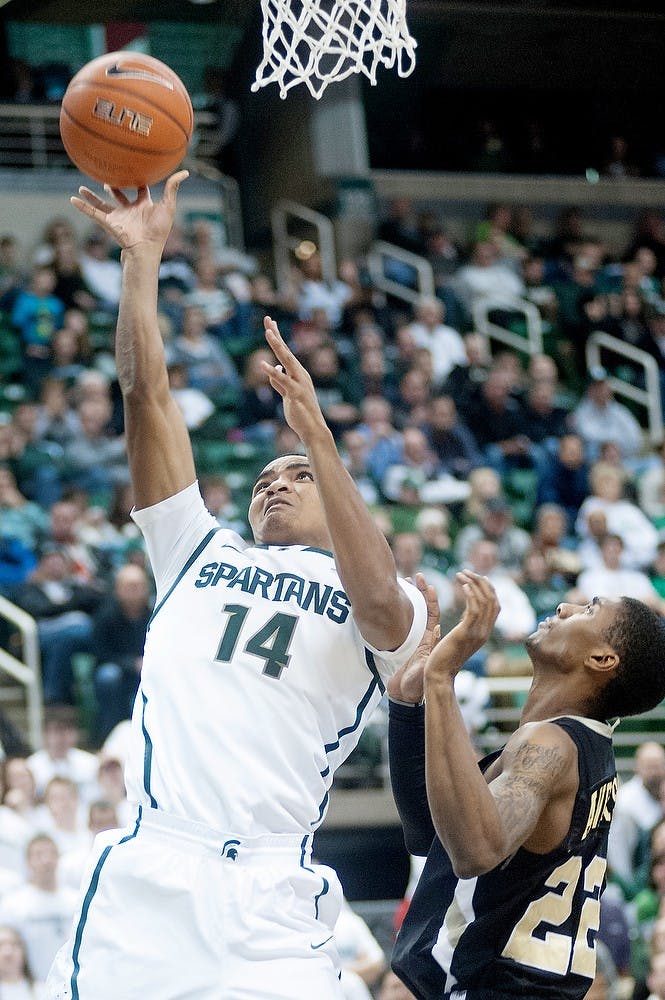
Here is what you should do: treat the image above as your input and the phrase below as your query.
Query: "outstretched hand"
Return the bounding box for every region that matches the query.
[261,316,329,446]
[425,571,499,685]
[70,169,189,253]
[387,574,440,705]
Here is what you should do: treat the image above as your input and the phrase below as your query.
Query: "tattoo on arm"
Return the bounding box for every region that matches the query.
[492,742,568,849]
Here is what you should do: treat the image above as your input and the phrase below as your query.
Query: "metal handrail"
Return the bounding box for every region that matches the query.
[0,595,42,750]
[472,297,544,356]
[271,200,337,295]
[367,240,435,305]
[586,330,663,445]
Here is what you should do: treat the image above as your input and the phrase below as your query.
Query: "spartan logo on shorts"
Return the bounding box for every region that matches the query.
[106,62,175,90]
[93,98,153,137]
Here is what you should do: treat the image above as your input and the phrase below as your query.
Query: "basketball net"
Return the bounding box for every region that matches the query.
[251,0,417,100]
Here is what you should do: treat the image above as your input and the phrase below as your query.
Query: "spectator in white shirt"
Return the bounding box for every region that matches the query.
[607,742,665,888]
[405,296,467,386]
[453,241,525,311]
[27,706,99,804]
[576,462,658,569]
[79,231,121,311]
[0,923,45,999]
[465,538,536,642]
[0,834,77,982]
[570,534,663,612]
[571,366,644,462]
[58,799,119,891]
[39,777,89,857]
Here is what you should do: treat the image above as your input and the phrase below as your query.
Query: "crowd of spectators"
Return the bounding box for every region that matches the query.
[2,195,665,995]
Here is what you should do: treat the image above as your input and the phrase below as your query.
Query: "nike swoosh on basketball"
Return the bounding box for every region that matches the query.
[106,64,175,90]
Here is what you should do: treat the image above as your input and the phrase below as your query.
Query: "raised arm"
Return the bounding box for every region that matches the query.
[423,572,576,877]
[70,172,195,510]
[262,317,415,651]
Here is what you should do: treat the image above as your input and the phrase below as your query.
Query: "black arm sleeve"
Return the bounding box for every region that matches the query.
[388,700,436,856]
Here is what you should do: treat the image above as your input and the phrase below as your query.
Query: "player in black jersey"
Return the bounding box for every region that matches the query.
[388,572,665,1000]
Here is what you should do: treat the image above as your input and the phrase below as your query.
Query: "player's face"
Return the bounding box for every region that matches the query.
[526,597,621,668]
[248,456,331,549]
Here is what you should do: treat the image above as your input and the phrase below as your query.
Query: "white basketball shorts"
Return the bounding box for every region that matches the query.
[45,806,345,1000]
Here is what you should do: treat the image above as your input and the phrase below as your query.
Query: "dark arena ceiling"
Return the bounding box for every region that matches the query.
[4,0,665,24]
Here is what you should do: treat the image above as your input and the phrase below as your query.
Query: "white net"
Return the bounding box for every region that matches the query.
[251,0,417,100]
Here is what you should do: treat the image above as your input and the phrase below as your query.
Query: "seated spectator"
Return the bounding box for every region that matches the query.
[421,394,482,480]
[0,834,77,982]
[576,461,658,568]
[462,466,503,525]
[441,332,492,411]
[452,241,525,312]
[58,799,119,892]
[61,397,129,505]
[2,758,41,828]
[27,705,99,803]
[167,362,215,431]
[520,549,569,623]
[45,499,100,585]
[340,430,380,506]
[356,397,403,485]
[199,475,248,536]
[414,506,453,575]
[462,367,537,476]
[393,367,432,430]
[631,819,665,995]
[294,250,353,329]
[39,776,89,856]
[8,547,102,704]
[0,923,44,997]
[463,538,536,645]
[237,347,282,442]
[522,377,571,444]
[0,765,33,873]
[391,531,453,614]
[521,255,558,326]
[454,497,531,577]
[0,465,49,552]
[382,427,471,507]
[166,305,239,399]
[571,366,645,462]
[530,502,582,581]
[51,237,97,313]
[307,342,360,438]
[79,230,122,312]
[610,743,665,903]
[33,377,80,449]
[95,756,132,827]
[569,533,663,611]
[11,265,65,394]
[638,440,665,525]
[92,563,151,744]
[184,256,235,333]
[536,432,590,530]
[0,409,62,510]
[404,296,466,387]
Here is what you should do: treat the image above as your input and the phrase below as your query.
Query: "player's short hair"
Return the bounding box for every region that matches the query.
[593,598,665,719]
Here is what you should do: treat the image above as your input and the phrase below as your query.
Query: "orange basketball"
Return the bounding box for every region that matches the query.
[59,52,193,188]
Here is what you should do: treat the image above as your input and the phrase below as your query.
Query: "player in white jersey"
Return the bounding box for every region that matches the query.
[46,172,427,1000]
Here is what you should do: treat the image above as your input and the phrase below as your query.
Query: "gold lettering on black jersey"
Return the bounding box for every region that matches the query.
[581,777,617,841]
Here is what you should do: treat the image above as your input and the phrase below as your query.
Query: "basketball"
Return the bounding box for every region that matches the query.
[59,52,193,188]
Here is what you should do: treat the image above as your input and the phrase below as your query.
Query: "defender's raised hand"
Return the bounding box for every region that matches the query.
[70,169,189,253]
[425,571,499,685]
[387,574,440,705]
[262,316,329,446]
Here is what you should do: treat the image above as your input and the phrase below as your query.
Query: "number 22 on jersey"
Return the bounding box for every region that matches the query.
[215,603,299,679]
[501,854,605,978]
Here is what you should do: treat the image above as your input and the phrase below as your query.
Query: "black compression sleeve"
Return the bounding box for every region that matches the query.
[388,700,436,856]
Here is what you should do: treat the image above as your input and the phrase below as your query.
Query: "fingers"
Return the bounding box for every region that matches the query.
[163,169,189,204]
[414,573,440,630]
[104,184,132,207]
[75,186,113,213]
[263,316,302,373]
[457,571,500,624]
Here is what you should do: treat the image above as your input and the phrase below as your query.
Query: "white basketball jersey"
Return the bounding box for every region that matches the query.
[127,483,426,838]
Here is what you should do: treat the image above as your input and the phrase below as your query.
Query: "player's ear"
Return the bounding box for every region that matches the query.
[584,646,619,674]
